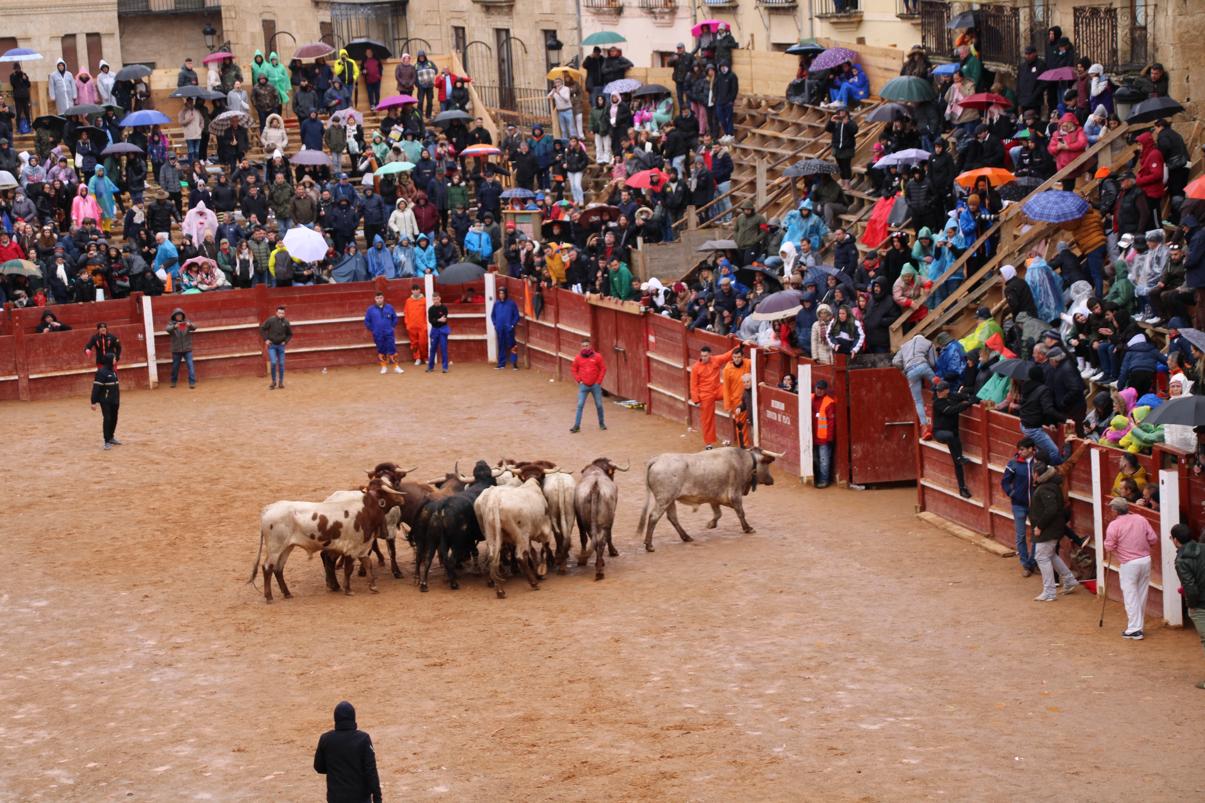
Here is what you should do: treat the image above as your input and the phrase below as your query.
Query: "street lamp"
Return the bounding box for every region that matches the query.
[202,24,218,52]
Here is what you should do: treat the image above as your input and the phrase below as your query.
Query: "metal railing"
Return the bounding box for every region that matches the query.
[476,84,553,131]
[638,0,678,11]
[758,0,799,8]
[814,0,861,15]
[702,0,739,7]
[977,3,1022,66]
[583,0,624,10]
[920,1,953,55]
[895,0,920,17]
[117,0,219,13]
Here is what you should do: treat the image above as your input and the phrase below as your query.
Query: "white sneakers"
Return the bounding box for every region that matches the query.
[414,359,422,366]
[394,365,404,374]
[380,365,387,374]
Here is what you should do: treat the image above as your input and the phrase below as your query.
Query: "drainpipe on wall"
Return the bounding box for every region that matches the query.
[807,0,816,40]
[575,0,584,62]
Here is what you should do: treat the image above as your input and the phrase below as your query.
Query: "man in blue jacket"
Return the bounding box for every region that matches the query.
[463,221,493,265]
[1002,437,1039,576]
[491,286,521,370]
[364,291,402,374]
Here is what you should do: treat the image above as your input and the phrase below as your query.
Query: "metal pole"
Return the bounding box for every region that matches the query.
[751,347,760,447]
[1091,448,1105,598]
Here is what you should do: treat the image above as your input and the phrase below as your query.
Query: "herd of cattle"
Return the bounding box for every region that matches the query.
[248,447,782,602]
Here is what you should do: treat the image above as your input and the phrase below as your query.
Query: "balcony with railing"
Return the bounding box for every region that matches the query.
[757,0,798,9]
[638,0,678,13]
[584,0,624,13]
[814,0,862,24]
[896,0,920,21]
[470,0,515,7]
[117,0,219,14]
[702,0,739,9]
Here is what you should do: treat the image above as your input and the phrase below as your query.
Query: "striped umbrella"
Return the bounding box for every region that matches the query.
[1022,190,1090,223]
[808,47,858,73]
[783,159,838,177]
[460,144,501,158]
[603,78,642,96]
[0,48,42,63]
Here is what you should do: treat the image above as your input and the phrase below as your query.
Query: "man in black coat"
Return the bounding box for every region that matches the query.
[1016,46,1047,115]
[314,701,381,803]
[1154,117,1190,219]
[1112,172,1151,238]
[670,43,694,112]
[932,381,974,498]
[958,124,1005,170]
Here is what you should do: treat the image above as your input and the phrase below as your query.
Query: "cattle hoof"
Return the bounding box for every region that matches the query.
[706,521,718,530]
[576,558,587,567]
[486,579,495,587]
[264,597,274,604]
[343,590,354,597]
[608,547,619,557]
[449,580,459,590]
[557,566,567,575]
[496,589,507,599]
[419,583,429,593]
[392,570,403,579]
[743,527,756,534]
[680,534,694,542]
[369,586,379,594]
[357,567,367,577]
[595,572,605,581]
[645,543,655,552]
[529,583,540,590]
[282,592,293,599]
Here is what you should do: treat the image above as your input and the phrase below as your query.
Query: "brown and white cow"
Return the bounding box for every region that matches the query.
[324,462,417,583]
[574,457,628,580]
[636,447,780,552]
[249,478,406,602]
[474,464,554,598]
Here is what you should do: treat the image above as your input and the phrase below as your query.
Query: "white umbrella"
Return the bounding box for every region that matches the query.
[282,226,329,263]
[0,171,17,191]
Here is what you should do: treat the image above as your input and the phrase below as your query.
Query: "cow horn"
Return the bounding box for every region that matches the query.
[455,460,471,483]
[399,464,418,475]
[761,449,784,459]
[491,466,505,477]
[545,464,561,474]
[615,459,630,472]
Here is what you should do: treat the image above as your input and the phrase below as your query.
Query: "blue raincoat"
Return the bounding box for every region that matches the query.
[365,235,396,278]
[1025,257,1064,322]
[88,166,120,220]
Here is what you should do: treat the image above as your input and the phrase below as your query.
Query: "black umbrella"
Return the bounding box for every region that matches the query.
[866,103,911,123]
[1177,327,1205,354]
[437,262,486,285]
[64,103,105,117]
[632,83,671,98]
[990,358,1038,381]
[72,125,106,143]
[1126,96,1184,124]
[736,266,783,292]
[115,64,152,81]
[783,159,838,177]
[33,115,66,132]
[786,40,825,56]
[947,11,976,29]
[171,85,225,100]
[1142,396,1205,428]
[101,142,144,156]
[431,109,473,126]
[749,289,803,321]
[344,39,392,61]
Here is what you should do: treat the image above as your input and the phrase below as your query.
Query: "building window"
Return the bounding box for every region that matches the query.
[495,28,515,107]
[0,37,16,84]
[85,33,104,75]
[262,19,277,54]
[452,25,467,65]
[543,29,560,73]
[61,35,79,74]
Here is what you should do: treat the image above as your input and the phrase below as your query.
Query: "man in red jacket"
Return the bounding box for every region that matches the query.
[1134,131,1166,204]
[570,338,607,433]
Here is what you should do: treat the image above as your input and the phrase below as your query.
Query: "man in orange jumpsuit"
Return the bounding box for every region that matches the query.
[690,344,735,449]
[721,348,752,447]
[402,283,428,365]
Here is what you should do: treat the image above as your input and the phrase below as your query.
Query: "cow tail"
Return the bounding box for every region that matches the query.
[248,518,266,587]
[487,498,504,584]
[636,463,653,537]
[590,489,606,556]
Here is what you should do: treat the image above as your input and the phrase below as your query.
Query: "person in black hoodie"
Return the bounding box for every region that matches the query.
[85,322,122,365]
[932,380,974,498]
[90,352,121,449]
[314,700,381,803]
[861,277,898,354]
[713,63,739,138]
[926,138,956,209]
[1017,45,1047,115]
[1019,363,1067,466]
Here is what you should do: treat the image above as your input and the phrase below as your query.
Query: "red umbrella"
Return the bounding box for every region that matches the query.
[1185,175,1205,201]
[202,51,234,65]
[625,168,669,191]
[961,92,1012,110]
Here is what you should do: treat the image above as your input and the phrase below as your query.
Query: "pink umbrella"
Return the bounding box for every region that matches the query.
[202,51,234,65]
[293,42,335,62]
[1038,66,1076,82]
[691,19,725,37]
[376,95,418,110]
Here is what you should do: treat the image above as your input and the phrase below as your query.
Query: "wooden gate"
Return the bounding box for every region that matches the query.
[846,366,918,485]
[591,303,649,402]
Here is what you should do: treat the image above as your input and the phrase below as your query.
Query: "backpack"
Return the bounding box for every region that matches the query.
[272,250,294,283]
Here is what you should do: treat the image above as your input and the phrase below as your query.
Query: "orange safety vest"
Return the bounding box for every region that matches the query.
[813,393,836,443]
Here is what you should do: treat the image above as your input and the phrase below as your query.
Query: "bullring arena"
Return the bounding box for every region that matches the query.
[2,361,1203,800]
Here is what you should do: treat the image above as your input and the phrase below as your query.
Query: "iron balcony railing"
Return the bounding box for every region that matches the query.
[117,0,219,14]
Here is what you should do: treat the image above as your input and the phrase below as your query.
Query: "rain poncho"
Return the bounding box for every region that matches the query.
[391,239,415,277]
[958,316,1004,352]
[365,235,396,279]
[87,166,120,220]
[71,186,102,228]
[266,53,291,105]
[1024,257,1063,322]
[331,248,369,283]
[1164,375,1197,452]
[152,238,180,283]
[781,200,828,252]
[250,50,269,85]
[413,239,437,275]
[182,201,218,243]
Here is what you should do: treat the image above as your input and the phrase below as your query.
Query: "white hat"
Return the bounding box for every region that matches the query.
[1118,233,1135,249]
[1088,64,1104,76]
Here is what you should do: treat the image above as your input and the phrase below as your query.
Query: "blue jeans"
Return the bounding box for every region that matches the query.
[428,324,449,370]
[815,441,833,486]
[170,351,196,385]
[1085,246,1107,295]
[496,327,516,367]
[716,102,734,136]
[1021,425,1063,466]
[905,363,935,426]
[574,383,604,428]
[1095,341,1116,380]
[557,108,575,139]
[268,343,286,384]
[1011,503,1037,570]
[186,139,200,164]
[713,180,732,223]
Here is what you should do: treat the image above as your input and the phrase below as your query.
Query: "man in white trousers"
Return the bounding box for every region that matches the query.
[1104,497,1159,640]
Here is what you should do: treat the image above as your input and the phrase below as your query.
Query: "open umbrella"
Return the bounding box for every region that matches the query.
[431,109,473,125]
[70,125,106,144]
[578,205,619,226]
[873,148,931,169]
[1022,190,1090,223]
[696,239,739,252]
[64,103,105,117]
[1142,395,1205,428]
[344,39,391,61]
[786,40,825,56]
[501,188,535,200]
[547,66,585,83]
[292,149,332,167]
[282,226,329,263]
[1127,96,1184,124]
[961,92,1012,110]
[691,20,724,37]
[582,32,626,46]
[437,262,486,285]
[330,108,364,126]
[603,78,642,96]
[738,266,783,291]
[746,289,802,322]
[0,47,41,64]
[632,84,672,98]
[801,265,843,287]
[947,11,976,29]
[956,167,1015,188]
[181,256,219,273]
[783,159,838,178]
[460,144,501,158]
[114,64,152,82]
[866,103,911,123]
[0,259,41,277]
[625,168,669,191]
[32,115,66,132]
[1177,328,1205,354]
[1185,176,1205,201]
[170,86,225,100]
[373,160,414,176]
[933,62,960,77]
[208,110,251,134]
[101,142,144,157]
[880,76,937,103]
[809,47,858,73]
[0,171,17,191]
[202,51,234,65]
[1038,67,1076,82]
[120,109,171,127]
[376,94,418,110]
[293,42,335,62]
[989,359,1036,381]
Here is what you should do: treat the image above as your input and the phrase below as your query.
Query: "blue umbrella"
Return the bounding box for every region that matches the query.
[1022,190,1090,223]
[933,62,960,77]
[119,110,171,127]
[0,47,42,64]
[603,78,642,96]
[501,188,535,200]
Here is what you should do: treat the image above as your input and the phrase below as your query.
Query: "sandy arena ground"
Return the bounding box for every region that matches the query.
[2,363,1203,801]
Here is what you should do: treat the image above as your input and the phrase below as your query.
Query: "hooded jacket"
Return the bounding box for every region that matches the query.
[1175,540,1205,608]
[313,701,381,803]
[1134,132,1166,200]
[166,308,197,353]
[1027,473,1066,542]
[365,235,395,279]
[331,248,369,283]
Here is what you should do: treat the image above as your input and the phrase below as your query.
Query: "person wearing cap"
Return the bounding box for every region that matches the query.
[260,305,293,390]
[1170,524,1205,687]
[84,321,122,367]
[825,105,858,184]
[1027,461,1080,601]
[690,344,736,449]
[1112,171,1151,241]
[931,379,973,498]
[1104,496,1158,638]
[811,379,836,488]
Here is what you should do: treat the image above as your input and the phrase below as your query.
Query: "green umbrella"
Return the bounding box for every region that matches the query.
[374,161,415,176]
[582,32,626,46]
[879,76,937,103]
[1,259,41,277]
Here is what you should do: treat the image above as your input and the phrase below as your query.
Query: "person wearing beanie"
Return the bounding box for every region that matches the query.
[1027,461,1079,601]
[932,379,974,498]
[1105,495,1158,639]
[314,700,381,803]
[1170,524,1205,687]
